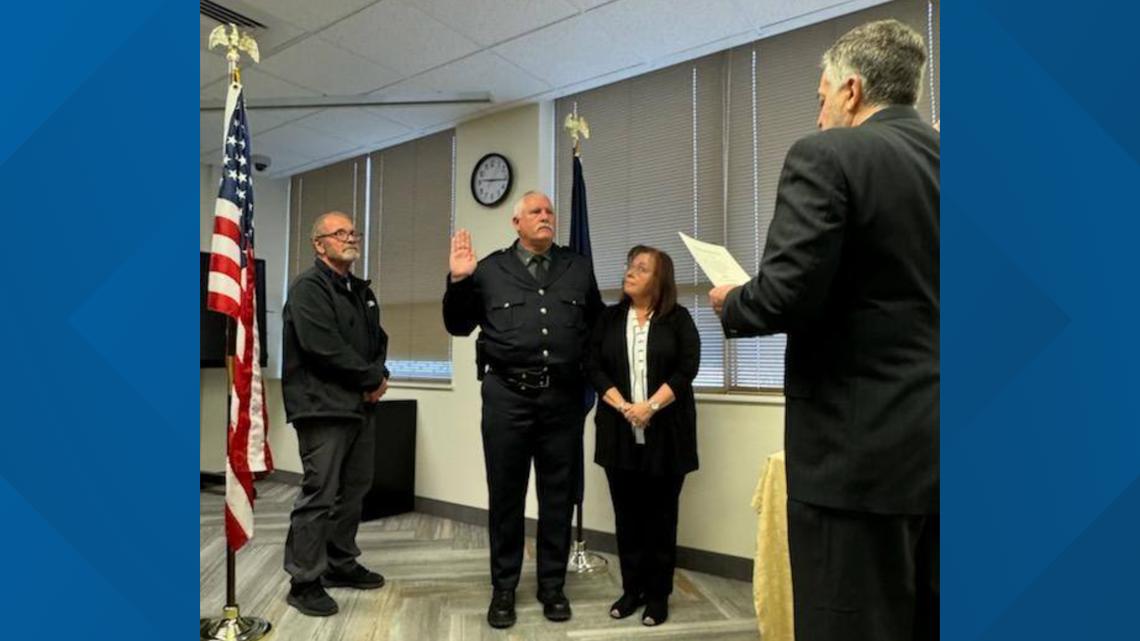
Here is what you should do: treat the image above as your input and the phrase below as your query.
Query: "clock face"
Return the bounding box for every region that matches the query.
[471,153,512,207]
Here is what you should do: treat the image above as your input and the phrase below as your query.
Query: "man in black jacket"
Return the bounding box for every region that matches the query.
[710,20,939,641]
[443,191,603,629]
[281,210,390,617]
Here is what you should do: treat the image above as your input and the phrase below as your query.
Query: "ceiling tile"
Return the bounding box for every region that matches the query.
[200,50,231,89]
[236,0,377,32]
[369,103,485,130]
[563,0,615,8]
[200,67,318,104]
[493,12,644,88]
[589,0,753,62]
[259,38,402,96]
[201,113,223,154]
[322,1,481,76]
[246,108,320,134]
[414,0,578,47]
[292,109,412,146]
[379,51,549,104]
[258,123,353,155]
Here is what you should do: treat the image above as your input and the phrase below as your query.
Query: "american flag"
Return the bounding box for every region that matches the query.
[207,83,273,551]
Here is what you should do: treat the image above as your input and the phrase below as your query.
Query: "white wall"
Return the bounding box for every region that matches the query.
[198,104,786,560]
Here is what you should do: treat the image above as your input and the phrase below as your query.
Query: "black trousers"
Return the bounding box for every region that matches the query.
[787,498,939,641]
[480,373,582,593]
[284,414,375,584]
[605,467,685,599]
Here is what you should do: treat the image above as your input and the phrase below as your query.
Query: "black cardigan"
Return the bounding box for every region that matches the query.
[585,302,701,475]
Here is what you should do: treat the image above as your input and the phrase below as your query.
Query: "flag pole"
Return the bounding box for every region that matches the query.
[564,112,608,575]
[200,23,272,641]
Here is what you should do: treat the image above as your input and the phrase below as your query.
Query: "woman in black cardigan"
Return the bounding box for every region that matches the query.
[585,245,701,626]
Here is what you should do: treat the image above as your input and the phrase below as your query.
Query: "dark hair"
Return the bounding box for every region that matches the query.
[620,245,677,317]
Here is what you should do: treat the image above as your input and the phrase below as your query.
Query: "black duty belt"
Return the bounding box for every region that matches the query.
[485,362,580,391]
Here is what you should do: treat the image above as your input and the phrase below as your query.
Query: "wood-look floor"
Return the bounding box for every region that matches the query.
[201,482,760,640]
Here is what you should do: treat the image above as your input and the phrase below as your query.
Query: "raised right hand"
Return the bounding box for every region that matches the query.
[450,229,477,282]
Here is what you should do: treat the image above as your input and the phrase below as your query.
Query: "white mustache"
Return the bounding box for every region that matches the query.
[537,224,553,231]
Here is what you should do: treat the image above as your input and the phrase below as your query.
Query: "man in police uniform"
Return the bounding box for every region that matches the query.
[443,190,603,629]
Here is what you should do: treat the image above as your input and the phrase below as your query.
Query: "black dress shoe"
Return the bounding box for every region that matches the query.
[642,598,669,626]
[487,589,516,629]
[321,564,385,589]
[286,581,339,617]
[609,592,645,619]
[537,588,572,622]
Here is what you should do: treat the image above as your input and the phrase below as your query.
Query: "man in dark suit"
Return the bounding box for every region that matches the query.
[443,191,604,629]
[709,19,939,641]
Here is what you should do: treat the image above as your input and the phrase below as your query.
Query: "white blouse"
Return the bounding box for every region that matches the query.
[626,307,652,445]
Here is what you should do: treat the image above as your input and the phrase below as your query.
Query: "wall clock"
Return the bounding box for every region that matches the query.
[471,152,513,207]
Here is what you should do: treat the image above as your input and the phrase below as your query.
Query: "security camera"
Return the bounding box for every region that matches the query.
[252,154,271,174]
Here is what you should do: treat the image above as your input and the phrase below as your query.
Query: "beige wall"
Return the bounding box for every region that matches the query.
[198,104,786,560]
[379,104,787,560]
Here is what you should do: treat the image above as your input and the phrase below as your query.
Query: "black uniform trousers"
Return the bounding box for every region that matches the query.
[481,372,582,593]
[787,498,939,641]
[284,413,375,585]
[604,467,685,599]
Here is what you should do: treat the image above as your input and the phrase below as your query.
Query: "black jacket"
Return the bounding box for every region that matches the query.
[443,242,603,375]
[720,106,939,514]
[586,303,701,476]
[282,259,389,423]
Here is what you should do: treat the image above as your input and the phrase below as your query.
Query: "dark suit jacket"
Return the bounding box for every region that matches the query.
[586,302,701,476]
[721,106,939,514]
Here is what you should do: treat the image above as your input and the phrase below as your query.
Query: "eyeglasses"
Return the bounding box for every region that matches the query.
[315,229,362,242]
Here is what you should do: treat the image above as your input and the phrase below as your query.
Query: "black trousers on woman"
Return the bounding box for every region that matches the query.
[605,467,685,599]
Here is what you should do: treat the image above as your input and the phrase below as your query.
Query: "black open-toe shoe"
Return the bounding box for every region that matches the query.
[609,592,645,619]
[641,598,668,626]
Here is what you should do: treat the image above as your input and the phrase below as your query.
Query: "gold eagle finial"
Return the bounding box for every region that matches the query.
[563,113,590,157]
[208,23,260,83]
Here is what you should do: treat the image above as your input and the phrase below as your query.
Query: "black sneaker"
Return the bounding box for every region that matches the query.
[322,564,385,590]
[487,589,516,629]
[287,581,338,617]
[537,588,572,622]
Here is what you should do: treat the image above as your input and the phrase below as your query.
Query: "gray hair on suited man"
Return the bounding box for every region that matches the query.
[821,19,927,108]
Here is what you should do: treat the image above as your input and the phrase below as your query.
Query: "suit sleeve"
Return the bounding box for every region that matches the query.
[721,134,848,338]
[666,307,701,394]
[442,270,483,336]
[585,309,616,395]
[288,278,387,390]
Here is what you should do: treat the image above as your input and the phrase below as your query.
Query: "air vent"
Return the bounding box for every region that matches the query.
[200,0,266,30]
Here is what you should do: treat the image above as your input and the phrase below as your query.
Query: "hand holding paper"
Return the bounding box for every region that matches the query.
[679,232,753,317]
[679,232,751,286]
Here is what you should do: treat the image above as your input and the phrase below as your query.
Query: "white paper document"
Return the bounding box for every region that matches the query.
[678,232,752,287]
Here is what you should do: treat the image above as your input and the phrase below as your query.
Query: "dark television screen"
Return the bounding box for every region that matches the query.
[201,251,269,368]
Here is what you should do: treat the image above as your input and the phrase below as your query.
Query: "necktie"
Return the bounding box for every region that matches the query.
[531,255,548,283]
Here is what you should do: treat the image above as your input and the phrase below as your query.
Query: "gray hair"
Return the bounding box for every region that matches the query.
[512,190,553,218]
[310,211,352,241]
[821,19,926,107]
